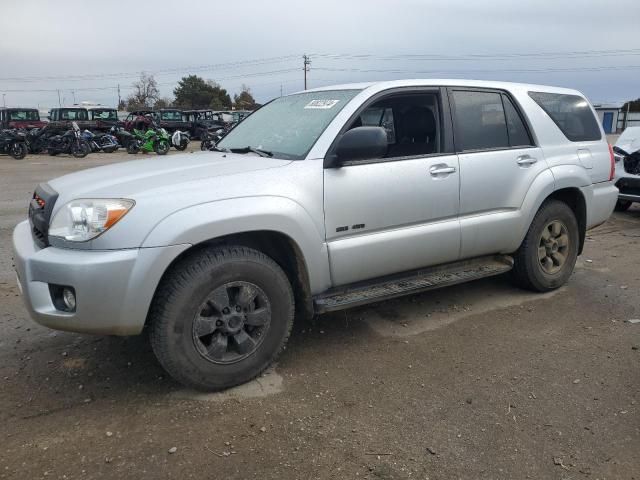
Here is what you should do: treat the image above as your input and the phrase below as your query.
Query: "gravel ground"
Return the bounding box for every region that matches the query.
[0,145,638,479]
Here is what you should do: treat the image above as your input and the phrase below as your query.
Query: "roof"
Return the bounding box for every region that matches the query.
[298,79,583,96]
[0,107,39,111]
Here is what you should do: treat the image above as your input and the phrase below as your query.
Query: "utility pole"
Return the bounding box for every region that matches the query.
[2,94,5,107]
[117,84,121,108]
[57,89,62,107]
[303,54,311,90]
[71,90,76,104]
[624,100,631,131]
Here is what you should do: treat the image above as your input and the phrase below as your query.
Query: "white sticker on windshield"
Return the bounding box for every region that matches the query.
[305,99,340,109]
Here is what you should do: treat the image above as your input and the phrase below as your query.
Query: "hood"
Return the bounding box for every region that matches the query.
[615,127,640,155]
[48,150,291,199]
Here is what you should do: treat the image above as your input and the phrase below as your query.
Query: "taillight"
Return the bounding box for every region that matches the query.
[608,144,615,181]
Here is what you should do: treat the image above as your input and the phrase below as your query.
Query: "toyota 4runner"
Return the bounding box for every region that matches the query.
[13,80,618,391]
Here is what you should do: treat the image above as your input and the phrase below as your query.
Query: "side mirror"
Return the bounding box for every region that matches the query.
[326,126,388,167]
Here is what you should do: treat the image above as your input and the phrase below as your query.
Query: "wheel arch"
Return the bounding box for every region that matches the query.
[544,187,587,254]
[146,230,315,328]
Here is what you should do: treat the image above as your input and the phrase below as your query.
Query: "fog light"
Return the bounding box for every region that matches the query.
[62,288,76,311]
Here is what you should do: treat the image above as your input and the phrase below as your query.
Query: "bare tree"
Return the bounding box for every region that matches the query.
[126,72,160,110]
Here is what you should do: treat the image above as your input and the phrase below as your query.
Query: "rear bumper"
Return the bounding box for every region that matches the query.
[581,182,618,229]
[12,220,189,335]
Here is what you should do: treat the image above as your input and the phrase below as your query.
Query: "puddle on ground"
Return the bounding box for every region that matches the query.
[352,279,563,337]
[170,368,283,402]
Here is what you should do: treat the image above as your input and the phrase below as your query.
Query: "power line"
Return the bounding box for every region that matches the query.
[313,64,640,75]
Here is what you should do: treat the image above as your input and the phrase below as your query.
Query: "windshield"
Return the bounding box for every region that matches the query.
[217,89,361,159]
[61,109,88,120]
[9,110,39,121]
[160,111,184,121]
[91,109,117,120]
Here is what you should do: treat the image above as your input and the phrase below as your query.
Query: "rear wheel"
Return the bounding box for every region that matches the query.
[512,200,579,292]
[174,139,188,151]
[126,142,139,154]
[71,141,89,158]
[614,200,632,212]
[149,246,294,391]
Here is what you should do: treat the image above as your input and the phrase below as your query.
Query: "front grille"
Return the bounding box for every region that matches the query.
[28,183,58,248]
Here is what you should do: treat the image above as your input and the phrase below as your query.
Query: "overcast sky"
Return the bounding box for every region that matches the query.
[1,0,639,110]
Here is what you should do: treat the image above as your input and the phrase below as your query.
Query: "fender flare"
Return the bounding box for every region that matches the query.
[141,196,331,294]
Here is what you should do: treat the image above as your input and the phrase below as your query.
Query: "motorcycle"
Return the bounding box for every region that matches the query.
[109,126,134,149]
[200,127,225,151]
[24,125,57,154]
[47,122,90,158]
[127,124,170,155]
[171,130,190,151]
[0,129,28,160]
[82,130,119,153]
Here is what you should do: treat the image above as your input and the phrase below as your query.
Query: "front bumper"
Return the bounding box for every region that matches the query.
[12,220,189,335]
[614,161,640,203]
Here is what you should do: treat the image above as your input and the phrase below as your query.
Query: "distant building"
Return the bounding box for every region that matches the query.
[592,102,640,134]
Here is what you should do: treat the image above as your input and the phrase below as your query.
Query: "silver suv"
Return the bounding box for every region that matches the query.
[13,80,618,391]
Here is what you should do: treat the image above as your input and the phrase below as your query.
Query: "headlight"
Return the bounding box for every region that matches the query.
[49,198,135,242]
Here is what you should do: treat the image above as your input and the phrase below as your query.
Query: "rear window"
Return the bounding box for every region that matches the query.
[528,92,601,142]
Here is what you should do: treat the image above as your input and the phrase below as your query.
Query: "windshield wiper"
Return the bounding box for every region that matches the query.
[212,145,231,153]
[229,146,273,158]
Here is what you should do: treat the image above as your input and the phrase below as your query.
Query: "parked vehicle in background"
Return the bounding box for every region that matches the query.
[81,130,119,153]
[109,125,134,149]
[170,130,190,151]
[127,123,170,155]
[230,110,252,123]
[0,129,28,159]
[46,122,89,158]
[199,127,225,151]
[0,108,47,130]
[13,80,618,392]
[156,109,191,133]
[24,125,56,154]
[124,110,155,131]
[87,107,119,131]
[183,110,226,139]
[612,127,640,211]
[48,107,91,130]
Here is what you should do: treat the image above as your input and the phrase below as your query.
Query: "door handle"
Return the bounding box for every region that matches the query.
[430,165,456,176]
[516,155,537,167]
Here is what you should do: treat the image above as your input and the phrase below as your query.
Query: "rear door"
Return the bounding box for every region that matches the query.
[449,88,547,258]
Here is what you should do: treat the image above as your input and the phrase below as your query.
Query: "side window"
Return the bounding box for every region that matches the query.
[451,90,508,151]
[502,95,533,147]
[347,93,440,159]
[528,91,601,142]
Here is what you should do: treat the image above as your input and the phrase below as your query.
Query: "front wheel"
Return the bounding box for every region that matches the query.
[71,140,89,158]
[154,139,169,155]
[149,246,294,391]
[615,200,632,212]
[512,200,579,292]
[174,139,188,151]
[126,142,139,154]
[10,142,27,160]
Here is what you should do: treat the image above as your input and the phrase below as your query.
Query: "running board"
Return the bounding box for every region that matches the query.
[314,255,514,313]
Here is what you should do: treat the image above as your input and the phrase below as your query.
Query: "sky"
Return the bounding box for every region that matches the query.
[1,0,639,110]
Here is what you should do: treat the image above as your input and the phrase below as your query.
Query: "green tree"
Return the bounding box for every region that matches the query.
[173,75,231,109]
[233,85,258,111]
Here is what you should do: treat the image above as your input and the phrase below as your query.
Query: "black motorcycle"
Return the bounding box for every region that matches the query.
[200,127,225,151]
[47,122,90,158]
[24,125,57,154]
[109,126,134,149]
[0,129,28,160]
[82,130,119,153]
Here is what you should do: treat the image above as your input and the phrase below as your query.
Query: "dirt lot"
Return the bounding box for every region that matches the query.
[0,147,639,479]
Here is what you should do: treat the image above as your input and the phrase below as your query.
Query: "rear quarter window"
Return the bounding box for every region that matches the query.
[528,92,601,142]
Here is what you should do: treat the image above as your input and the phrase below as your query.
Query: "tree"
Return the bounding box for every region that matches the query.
[622,98,640,112]
[154,97,173,109]
[233,85,258,111]
[126,72,159,110]
[173,75,232,110]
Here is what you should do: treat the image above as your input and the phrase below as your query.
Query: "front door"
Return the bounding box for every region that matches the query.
[323,90,461,286]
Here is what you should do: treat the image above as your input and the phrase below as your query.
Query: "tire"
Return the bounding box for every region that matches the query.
[200,140,210,151]
[10,142,27,160]
[149,246,294,391]
[615,200,632,212]
[126,142,139,154]
[512,200,579,292]
[154,140,169,155]
[71,141,89,158]
[103,147,117,154]
[175,140,188,151]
